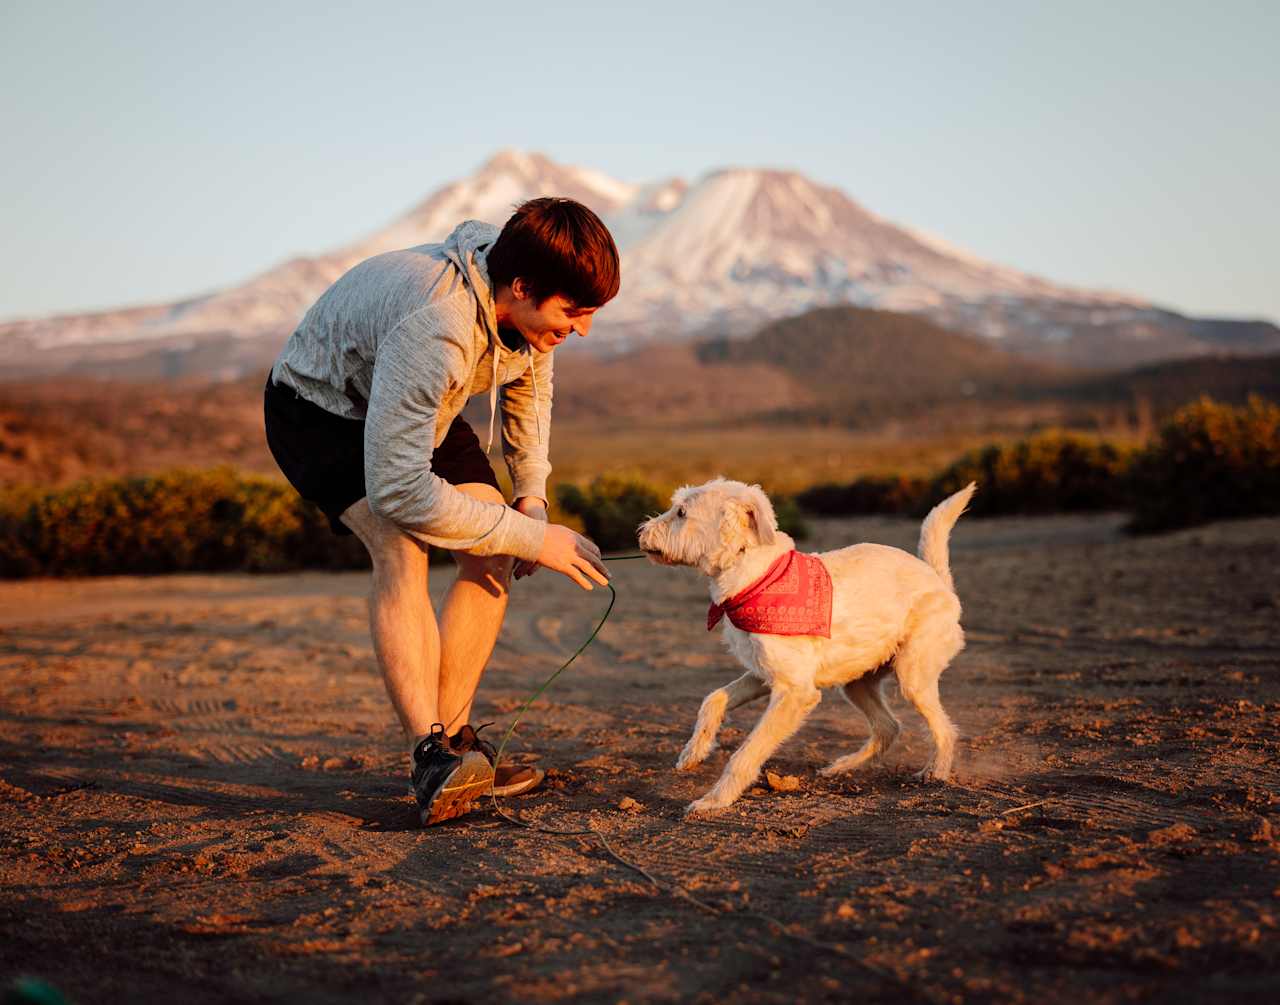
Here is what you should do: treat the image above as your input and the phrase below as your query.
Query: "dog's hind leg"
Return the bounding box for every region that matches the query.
[894,602,963,781]
[687,682,819,814]
[820,664,901,776]
[676,672,770,772]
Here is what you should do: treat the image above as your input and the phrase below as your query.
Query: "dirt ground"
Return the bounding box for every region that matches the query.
[2,513,1278,1003]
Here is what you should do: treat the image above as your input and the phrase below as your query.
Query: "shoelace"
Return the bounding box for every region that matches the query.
[460,721,498,761]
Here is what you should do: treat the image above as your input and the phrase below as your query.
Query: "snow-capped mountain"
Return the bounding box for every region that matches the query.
[607,166,1132,341]
[2,149,1276,379]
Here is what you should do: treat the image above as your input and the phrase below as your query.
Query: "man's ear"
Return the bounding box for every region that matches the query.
[738,486,778,546]
[511,277,531,301]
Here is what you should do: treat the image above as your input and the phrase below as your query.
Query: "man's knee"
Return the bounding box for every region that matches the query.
[453,550,512,594]
[447,481,513,593]
[340,499,430,576]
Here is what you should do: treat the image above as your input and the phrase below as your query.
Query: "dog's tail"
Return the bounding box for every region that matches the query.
[917,482,976,594]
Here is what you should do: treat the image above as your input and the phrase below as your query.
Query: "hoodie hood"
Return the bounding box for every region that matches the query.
[440,220,502,344]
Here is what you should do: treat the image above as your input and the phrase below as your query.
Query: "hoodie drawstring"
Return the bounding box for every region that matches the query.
[486,348,499,454]
[530,356,543,445]
[485,345,543,455]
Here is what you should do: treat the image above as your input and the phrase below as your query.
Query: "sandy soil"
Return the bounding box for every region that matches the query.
[2,514,1278,1003]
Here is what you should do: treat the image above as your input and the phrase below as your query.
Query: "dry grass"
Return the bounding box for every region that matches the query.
[546,424,1012,497]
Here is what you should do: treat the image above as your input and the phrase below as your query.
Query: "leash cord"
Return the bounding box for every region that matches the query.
[487,552,641,835]
[482,553,907,986]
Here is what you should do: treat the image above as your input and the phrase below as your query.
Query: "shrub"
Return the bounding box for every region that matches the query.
[771,495,810,542]
[557,475,808,551]
[1127,396,1280,533]
[796,474,927,516]
[926,431,1134,516]
[0,468,370,578]
[555,476,664,552]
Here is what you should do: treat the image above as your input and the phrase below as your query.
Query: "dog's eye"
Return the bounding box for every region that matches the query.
[676,506,686,519]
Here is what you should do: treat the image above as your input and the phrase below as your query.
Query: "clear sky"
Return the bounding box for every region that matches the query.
[2,0,1277,322]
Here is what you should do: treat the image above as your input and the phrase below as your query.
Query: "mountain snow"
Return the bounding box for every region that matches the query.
[1,149,1263,372]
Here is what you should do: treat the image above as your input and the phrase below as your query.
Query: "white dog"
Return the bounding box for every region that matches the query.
[637,478,976,815]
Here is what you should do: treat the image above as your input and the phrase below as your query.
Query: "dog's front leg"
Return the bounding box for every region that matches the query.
[676,672,769,772]
[686,683,820,815]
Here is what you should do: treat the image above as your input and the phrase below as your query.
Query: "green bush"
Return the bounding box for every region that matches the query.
[1127,396,1280,533]
[0,468,370,578]
[771,495,811,542]
[926,431,1134,517]
[13,400,1271,580]
[556,475,808,551]
[796,474,927,516]
[555,476,664,552]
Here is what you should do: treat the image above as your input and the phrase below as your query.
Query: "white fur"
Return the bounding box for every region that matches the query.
[637,478,976,816]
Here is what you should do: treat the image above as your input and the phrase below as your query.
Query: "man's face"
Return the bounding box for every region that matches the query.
[508,281,598,354]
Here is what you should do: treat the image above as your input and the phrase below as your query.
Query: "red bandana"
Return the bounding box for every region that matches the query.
[707,550,833,638]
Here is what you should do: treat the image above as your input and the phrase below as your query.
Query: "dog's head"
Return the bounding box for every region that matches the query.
[637,478,779,577]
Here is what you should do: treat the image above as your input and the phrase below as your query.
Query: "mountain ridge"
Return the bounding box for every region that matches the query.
[2,149,1277,378]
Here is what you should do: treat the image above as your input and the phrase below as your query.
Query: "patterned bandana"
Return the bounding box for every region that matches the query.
[707,550,833,638]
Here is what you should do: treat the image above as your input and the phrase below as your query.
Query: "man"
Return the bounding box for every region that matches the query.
[264,197,616,826]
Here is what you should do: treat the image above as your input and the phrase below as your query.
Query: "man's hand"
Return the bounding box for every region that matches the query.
[534,524,610,591]
[512,497,548,581]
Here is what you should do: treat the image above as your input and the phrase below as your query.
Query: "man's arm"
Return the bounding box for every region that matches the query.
[499,348,554,507]
[511,496,546,580]
[364,307,546,561]
[364,307,606,589]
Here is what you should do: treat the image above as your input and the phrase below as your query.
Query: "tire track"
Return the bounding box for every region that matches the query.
[84,772,293,815]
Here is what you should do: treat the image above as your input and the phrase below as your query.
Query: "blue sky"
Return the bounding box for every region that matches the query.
[2,0,1277,322]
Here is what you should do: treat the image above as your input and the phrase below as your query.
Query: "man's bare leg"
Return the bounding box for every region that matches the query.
[341,486,513,756]
[340,499,441,756]
[436,482,514,732]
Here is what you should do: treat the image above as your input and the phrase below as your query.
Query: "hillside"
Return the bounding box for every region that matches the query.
[4,306,1278,489]
[1062,352,1280,410]
[696,306,1073,423]
[0,379,271,487]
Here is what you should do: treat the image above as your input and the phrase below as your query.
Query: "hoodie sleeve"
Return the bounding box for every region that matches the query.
[363,303,547,561]
[499,348,554,504]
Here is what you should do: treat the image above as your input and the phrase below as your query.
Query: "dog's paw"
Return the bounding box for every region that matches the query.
[820,751,875,777]
[675,741,715,772]
[685,794,732,817]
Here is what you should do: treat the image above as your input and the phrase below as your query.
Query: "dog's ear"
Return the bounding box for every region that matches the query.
[739,485,778,546]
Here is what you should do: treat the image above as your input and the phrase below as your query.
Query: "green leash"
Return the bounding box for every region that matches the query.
[488,552,646,833]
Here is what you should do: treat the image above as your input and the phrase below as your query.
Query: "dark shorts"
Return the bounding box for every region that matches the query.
[263,375,500,536]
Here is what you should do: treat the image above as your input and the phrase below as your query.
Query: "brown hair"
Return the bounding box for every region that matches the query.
[486,197,621,307]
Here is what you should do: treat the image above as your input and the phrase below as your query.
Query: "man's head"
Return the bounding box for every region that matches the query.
[487,197,620,353]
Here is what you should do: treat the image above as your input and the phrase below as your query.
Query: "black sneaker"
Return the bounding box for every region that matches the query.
[411,724,494,826]
[450,723,545,798]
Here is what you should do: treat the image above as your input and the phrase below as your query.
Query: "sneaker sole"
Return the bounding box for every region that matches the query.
[420,753,494,827]
[489,766,546,798]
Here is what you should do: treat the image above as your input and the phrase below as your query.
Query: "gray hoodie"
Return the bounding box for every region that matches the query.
[270,221,551,562]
